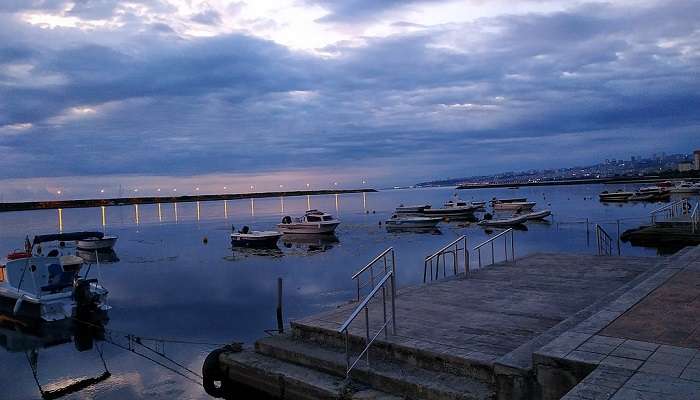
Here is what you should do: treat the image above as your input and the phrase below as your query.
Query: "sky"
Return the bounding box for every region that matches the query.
[0,0,699,200]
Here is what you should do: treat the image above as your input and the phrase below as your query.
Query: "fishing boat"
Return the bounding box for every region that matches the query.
[598,190,634,202]
[0,233,111,322]
[76,234,118,251]
[478,214,528,227]
[385,215,441,229]
[492,201,536,211]
[277,210,340,234]
[395,204,431,215]
[231,226,282,248]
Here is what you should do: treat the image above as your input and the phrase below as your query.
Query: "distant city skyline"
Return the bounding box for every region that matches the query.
[1,1,699,200]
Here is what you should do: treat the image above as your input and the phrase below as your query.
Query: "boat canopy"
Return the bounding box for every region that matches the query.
[32,231,104,246]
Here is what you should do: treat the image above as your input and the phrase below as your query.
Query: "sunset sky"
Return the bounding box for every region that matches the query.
[0,0,698,199]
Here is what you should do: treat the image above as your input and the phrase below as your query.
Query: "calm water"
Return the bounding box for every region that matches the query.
[1,185,695,399]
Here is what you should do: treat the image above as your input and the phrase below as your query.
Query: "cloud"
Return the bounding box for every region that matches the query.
[0,0,698,194]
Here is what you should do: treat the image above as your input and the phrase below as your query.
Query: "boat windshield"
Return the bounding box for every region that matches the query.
[322,215,334,221]
[0,266,5,282]
[307,215,322,222]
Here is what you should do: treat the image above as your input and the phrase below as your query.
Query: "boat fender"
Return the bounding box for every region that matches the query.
[13,295,25,315]
[202,344,242,398]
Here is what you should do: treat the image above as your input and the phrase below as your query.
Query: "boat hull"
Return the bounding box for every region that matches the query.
[277,222,340,234]
[231,233,282,248]
[76,237,117,250]
[492,202,536,211]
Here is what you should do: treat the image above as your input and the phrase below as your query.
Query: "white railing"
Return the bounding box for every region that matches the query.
[691,202,699,234]
[423,235,468,283]
[474,229,515,268]
[352,247,396,301]
[650,199,689,223]
[339,249,397,378]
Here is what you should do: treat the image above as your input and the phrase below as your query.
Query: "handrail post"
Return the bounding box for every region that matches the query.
[464,237,469,277]
[390,270,397,334]
[511,229,515,261]
[364,306,370,367]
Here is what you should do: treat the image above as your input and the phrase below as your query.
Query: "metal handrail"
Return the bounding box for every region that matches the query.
[338,268,396,378]
[352,247,396,302]
[595,224,614,256]
[691,202,699,234]
[424,235,468,283]
[650,199,689,223]
[474,228,515,268]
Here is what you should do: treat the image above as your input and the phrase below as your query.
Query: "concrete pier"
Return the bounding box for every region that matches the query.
[209,247,700,399]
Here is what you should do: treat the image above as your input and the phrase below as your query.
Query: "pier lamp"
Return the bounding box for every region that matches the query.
[100,189,105,194]
[306,183,310,188]
[250,185,255,191]
[157,188,161,192]
[56,190,61,196]
[333,182,338,186]
[173,188,177,192]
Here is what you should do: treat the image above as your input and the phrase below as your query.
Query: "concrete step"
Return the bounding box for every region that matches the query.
[221,348,402,400]
[256,334,495,400]
[290,319,495,383]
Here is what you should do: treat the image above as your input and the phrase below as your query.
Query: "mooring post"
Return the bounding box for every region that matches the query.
[277,277,284,334]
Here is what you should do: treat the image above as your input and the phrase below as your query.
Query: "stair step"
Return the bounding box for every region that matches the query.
[256,334,495,400]
[221,349,402,400]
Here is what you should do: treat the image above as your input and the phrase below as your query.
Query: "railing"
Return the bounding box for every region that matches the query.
[650,199,690,223]
[352,247,396,301]
[691,202,699,234]
[595,224,614,256]
[424,235,468,283]
[339,249,397,378]
[474,228,515,268]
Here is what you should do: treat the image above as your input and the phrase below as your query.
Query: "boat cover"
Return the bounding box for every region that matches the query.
[33,232,104,246]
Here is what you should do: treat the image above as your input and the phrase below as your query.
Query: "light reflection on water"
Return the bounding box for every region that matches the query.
[0,185,694,399]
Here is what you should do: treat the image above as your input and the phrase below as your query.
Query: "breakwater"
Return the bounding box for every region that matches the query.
[0,188,377,212]
[456,176,699,190]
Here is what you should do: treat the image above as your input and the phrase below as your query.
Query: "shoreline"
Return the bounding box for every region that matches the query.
[0,188,377,212]
[453,176,699,190]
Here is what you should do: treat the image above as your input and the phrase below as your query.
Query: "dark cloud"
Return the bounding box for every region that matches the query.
[0,1,698,185]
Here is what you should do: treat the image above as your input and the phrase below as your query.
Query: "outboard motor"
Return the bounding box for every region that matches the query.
[240,226,250,234]
[282,216,292,224]
[73,279,98,310]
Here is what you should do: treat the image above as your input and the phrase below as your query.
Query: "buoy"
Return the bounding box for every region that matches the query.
[203,237,208,244]
[378,221,382,226]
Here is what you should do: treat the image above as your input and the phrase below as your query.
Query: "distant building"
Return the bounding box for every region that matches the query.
[695,150,700,170]
[679,162,694,172]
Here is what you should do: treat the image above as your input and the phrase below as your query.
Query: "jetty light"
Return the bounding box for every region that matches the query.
[56,190,61,195]
[157,188,161,192]
[100,189,105,193]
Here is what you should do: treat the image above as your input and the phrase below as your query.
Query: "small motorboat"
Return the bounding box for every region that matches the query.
[419,200,479,217]
[599,190,634,202]
[277,210,340,234]
[1,233,111,322]
[517,209,552,221]
[395,204,432,215]
[492,201,536,211]
[76,234,118,251]
[478,214,528,227]
[629,186,671,201]
[385,215,441,229]
[231,226,282,248]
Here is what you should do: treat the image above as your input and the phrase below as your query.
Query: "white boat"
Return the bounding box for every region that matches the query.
[76,234,118,250]
[0,233,111,322]
[517,209,552,220]
[277,210,340,234]
[231,226,282,248]
[395,204,431,215]
[629,187,671,201]
[490,197,527,205]
[492,201,536,211]
[419,200,478,217]
[670,182,700,194]
[599,190,634,202]
[478,214,528,227]
[385,215,441,229]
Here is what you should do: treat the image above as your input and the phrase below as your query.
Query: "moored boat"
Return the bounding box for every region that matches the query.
[277,210,340,234]
[517,209,552,220]
[478,214,528,227]
[395,204,431,215]
[231,226,282,248]
[1,233,111,322]
[670,181,700,194]
[599,190,634,202]
[490,197,527,205]
[76,234,118,251]
[385,215,441,229]
[492,201,536,211]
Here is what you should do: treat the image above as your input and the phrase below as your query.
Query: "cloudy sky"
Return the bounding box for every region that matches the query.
[0,0,698,200]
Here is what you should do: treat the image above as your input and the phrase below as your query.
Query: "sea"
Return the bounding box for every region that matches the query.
[0,184,696,399]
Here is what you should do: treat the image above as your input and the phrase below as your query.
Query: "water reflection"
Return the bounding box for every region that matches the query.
[386,227,443,235]
[229,247,284,259]
[0,311,109,400]
[76,249,120,264]
[281,233,339,252]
